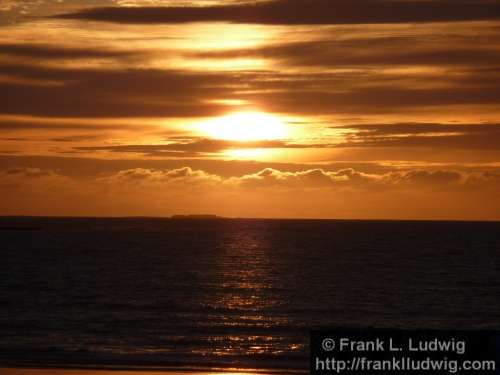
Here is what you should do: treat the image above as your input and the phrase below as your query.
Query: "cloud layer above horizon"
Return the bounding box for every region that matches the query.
[2,164,499,219]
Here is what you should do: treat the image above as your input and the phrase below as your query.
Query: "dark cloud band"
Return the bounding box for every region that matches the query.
[56,0,500,25]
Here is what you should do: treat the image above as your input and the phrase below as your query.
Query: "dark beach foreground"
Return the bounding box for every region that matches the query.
[1,217,499,372]
[1,368,302,375]
[0,369,294,375]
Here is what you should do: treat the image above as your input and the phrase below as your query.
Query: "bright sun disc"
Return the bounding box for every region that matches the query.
[200,111,288,141]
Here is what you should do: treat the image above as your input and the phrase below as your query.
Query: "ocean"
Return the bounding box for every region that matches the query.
[1,217,499,372]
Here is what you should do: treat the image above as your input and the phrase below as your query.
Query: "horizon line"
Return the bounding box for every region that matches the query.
[0,215,499,223]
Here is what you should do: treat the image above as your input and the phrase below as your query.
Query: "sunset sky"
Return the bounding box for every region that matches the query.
[1,0,499,219]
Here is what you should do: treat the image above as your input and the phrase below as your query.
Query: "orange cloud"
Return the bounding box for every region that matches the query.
[97,167,222,187]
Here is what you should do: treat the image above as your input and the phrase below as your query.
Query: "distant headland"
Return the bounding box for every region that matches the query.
[171,214,224,220]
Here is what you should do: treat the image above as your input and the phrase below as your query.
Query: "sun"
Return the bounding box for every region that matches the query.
[199,111,288,141]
